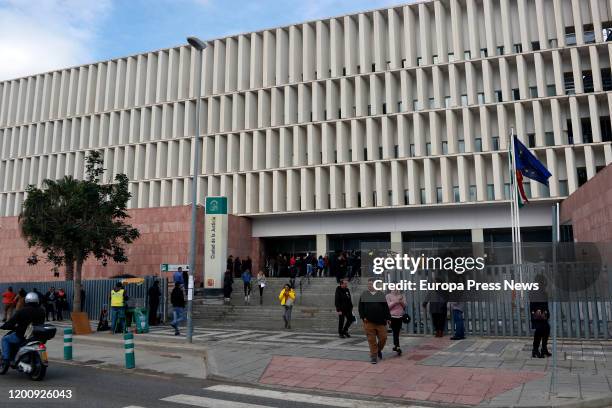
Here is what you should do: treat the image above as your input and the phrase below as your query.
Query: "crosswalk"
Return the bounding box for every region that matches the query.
[122,385,427,408]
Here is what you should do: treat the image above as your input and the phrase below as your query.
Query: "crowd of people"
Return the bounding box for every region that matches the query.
[263,251,363,282]
[2,286,69,323]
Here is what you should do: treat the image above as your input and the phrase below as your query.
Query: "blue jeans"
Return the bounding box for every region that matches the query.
[111,307,125,333]
[2,332,22,362]
[452,310,465,338]
[306,264,313,276]
[172,307,185,327]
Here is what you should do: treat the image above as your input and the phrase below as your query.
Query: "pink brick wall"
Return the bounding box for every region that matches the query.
[560,164,612,242]
[0,205,256,283]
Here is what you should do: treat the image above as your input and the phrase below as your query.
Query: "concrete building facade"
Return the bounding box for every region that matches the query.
[2,0,612,271]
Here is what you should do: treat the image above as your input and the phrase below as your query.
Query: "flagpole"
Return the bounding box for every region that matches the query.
[508,129,517,268]
[511,130,523,284]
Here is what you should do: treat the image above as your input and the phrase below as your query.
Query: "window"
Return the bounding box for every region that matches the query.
[442,141,448,154]
[394,145,399,158]
[388,190,393,204]
[401,59,406,68]
[397,101,403,112]
[458,140,465,153]
[512,88,521,100]
[523,183,532,199]
[436,187,443,203]
[577,167,588,187]
[487,184,495,201]
[497,45,504,55]
[477,92,485,104]
[382,103,387,114]
[432,55,439,64]
[604,26,612,41]
[492,136,500,150]
[413,100,420,111]
[528,133,536,147]
[429,98,436,109]
[480,48,488,58]
[504,183,511,199]
[357,192,361,207]
[372,63,376,72]
[540,184,550,198]
[453,186,460,203]
[342,67,346,76]
[564,72,575,95]
[464,50,471,59]
[420,188,426,204]
[495,90,503,102]
[559,180,569,196]
[601,68,612,91]
[601,116,612,142]
[461,94,468,106]
[386,61,391,69]
[474,138,482,152]
[378,146,383,159]
[513,43,523,53]
[416,57,422,66]
[581,117,593,143]
[404,189,409,205]
[445,96,452,108]
[409,144,415,156]
[531,41,540,51]
[529,87,538,98]
[426,143,432,156]
[565,29,577,46]
[469,185,477,201]
[583,70,594,93]
[549,38,558,48]
[545,132,555,146]
[367,105,372,115]
[334,150,338,163]
[547,84,556,96]
[448,53,455,62]
[583,25,596,44]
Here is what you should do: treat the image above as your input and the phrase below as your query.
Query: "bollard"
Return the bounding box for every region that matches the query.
[124,332,135,369]
[63,328,73,360]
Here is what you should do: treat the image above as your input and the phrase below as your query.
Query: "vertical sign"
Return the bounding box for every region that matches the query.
[204,196,228,292]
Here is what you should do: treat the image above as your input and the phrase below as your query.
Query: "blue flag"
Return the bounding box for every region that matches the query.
[514,136,552,186]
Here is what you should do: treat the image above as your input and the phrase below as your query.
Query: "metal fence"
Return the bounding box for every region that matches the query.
[0,276,164,321]
[401,263,612,339]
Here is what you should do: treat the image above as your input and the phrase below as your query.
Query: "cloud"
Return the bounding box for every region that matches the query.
[0,0,112,81]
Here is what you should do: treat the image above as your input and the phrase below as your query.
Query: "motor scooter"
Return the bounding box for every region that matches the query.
[0,325,56,381]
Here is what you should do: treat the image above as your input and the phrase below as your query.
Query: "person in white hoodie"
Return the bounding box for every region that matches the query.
[385,289,407,355]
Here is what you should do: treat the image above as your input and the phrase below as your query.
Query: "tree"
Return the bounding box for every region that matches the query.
[19,151,140,312]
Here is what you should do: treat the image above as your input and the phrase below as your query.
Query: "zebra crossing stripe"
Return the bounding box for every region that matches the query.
[161,394,273,408]
[204,385,425,408]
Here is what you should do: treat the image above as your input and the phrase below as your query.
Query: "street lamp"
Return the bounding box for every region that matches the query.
[186,36,206,344]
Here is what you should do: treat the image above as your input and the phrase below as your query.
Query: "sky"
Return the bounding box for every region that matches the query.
[0,0,410,82]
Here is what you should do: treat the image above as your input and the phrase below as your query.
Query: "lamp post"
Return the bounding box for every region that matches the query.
[186,36,206,344]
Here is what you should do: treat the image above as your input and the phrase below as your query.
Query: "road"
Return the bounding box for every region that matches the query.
[0,362,422,408]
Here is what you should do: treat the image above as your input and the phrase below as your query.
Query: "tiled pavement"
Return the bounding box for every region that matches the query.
[54,321,612,407]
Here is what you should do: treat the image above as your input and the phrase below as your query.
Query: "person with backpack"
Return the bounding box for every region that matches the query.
[386,289,407,355]
[242,268,252,305]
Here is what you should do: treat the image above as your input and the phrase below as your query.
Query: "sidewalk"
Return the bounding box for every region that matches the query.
[47,321,612,407]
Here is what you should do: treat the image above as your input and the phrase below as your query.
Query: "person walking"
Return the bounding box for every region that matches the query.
[449,301,466,340]
[279,284,296,329]
[242,268,252,304]
[2,287,16,322]
[110,282,128,334]
[233,257,242,278]
[223,269,234,305]
[170,283,185,336]
[14,289,26,311]
[386,289,407,355]
[256,270,267,305]
[358,278,391,364]
[173,267,184,286]
[335,279,354,338]
[147,280,161,325]
[317,256,325,277]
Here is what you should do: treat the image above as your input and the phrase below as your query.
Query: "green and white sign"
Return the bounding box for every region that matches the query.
[204,196,228,290]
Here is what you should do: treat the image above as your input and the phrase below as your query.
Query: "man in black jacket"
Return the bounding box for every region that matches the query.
[358,278,391,364]
[170,283,185,336]
[0,292,45,371]
[335,279,354,338]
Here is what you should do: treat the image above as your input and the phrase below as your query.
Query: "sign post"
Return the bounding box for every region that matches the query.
[204,196,228,297]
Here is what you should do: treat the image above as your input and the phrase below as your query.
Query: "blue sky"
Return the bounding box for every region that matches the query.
[0,0,409,82]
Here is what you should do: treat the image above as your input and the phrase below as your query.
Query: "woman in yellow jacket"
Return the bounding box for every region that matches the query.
[279,284,296,329]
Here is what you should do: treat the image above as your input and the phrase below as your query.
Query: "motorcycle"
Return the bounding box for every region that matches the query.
[0,325,56,381]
